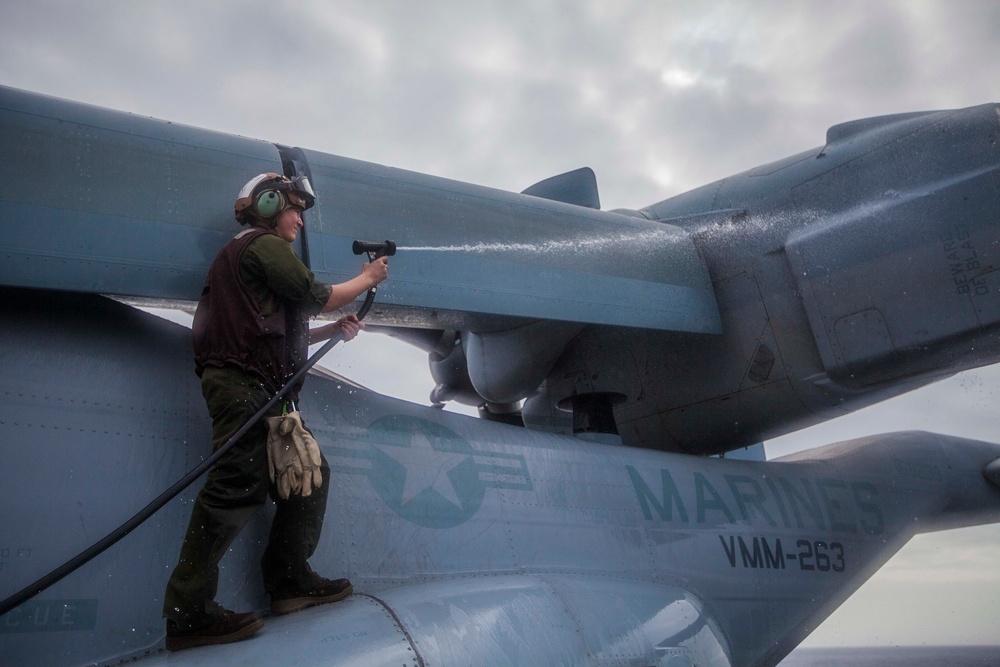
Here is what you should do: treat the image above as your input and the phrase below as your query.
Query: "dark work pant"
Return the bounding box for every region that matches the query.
[163,366,330,630]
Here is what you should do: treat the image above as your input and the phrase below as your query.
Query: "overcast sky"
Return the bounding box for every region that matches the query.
[2,0,999,650]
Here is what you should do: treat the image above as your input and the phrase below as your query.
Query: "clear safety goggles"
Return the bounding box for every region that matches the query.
[275,176,316,209]
[283,176,314,198]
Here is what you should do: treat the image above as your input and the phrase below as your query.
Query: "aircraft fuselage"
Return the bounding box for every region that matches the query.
[1,289,998,666]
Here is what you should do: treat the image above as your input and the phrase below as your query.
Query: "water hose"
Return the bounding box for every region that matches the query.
[0,240,396,618]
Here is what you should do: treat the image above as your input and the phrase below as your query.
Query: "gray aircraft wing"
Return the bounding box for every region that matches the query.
[0,85,720,335]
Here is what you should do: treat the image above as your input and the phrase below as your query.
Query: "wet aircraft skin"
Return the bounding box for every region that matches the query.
[1,88,999,666]
[524,104,1000,453]
[1,87,999,455]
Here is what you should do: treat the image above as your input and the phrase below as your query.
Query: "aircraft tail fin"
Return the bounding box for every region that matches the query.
[723,431,1000,665]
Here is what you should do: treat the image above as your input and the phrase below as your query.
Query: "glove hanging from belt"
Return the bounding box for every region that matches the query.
[265,410,324,499]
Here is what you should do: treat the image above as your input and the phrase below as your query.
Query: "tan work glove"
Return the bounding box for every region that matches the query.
[283,411,324,497]
[265,411,324,499]
[266,414,303,499]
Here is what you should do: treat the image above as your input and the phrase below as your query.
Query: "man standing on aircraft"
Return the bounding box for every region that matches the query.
[162,173,389,651]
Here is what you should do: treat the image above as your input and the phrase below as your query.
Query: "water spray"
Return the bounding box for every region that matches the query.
[395,228,688,256]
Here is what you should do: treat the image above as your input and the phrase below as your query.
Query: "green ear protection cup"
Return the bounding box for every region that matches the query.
[255,189,285,218]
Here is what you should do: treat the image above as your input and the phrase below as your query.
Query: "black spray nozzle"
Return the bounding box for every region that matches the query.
[352,239,395,321]
[353,240,397,257]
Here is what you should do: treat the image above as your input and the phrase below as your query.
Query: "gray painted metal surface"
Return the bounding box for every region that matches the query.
[4,86,998,455]
[2,88,1000,666]
[299,146,720,333]
[543,102,1000,452]
[0,85,720,336]
[0,87,280,299]
[1,291,999,666]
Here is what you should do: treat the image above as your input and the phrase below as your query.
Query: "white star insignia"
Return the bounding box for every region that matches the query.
[379,425,467,509]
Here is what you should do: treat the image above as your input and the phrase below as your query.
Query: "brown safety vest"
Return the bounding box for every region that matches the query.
[192,227,310,396]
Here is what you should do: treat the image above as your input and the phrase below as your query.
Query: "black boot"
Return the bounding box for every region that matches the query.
[165,609,264,651]
[271,577,353,615]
